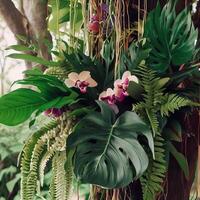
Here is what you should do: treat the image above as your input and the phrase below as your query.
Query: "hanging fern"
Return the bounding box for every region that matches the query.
[20,120,58,200]
[49,150,73,200]
[160,94,196,117]
[20,114,74,200]
[140,134,167,200]
[65,151,73,200]
[50,151,67,200]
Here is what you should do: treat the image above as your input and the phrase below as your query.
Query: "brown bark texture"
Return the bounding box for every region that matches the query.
[0,0,52,69]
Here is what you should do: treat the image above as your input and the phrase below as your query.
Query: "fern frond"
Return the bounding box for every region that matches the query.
[134,65,165,135]
[50,151,67,200]
[20,120,58,200]
[145,109,159,137]
[39,150,56,187]
[160,94,195,117]
[65,151,74,200]
[140,134,167,200]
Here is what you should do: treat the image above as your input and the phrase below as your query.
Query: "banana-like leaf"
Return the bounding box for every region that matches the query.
[0,89,47,126]
[68,101,154,188]
[144,1,198,72]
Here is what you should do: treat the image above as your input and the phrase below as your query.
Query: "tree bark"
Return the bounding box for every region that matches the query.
[0,0,28,39]
[0,0,52,70]
[22,0,52,61]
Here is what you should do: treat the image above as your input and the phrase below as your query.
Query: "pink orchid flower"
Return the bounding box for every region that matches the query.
[99,88,119,113]
[65,71,97,93]
[44,108,63,118]
[114,71,138,101]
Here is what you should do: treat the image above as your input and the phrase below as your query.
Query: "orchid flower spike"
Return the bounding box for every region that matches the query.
[65,71,97,93]
[114,71,138,101]
[99,88,119,114]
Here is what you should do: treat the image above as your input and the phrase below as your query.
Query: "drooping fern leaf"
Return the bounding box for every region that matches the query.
[140,134,167,200]
[20,114,74,200]
[50,149,73,200]
[20,120,58,200]
[65,151,73,200]
[50,151,67,200]
[160,94,197,117]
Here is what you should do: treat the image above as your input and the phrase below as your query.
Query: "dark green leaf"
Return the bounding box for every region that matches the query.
[127,81,144,100]
[6,45,34,52]
[163,119,182,142]
[7,53,60,67]
[167,142,189,179]
[68,101,154,188]
[0,89,48,126]
[144,1,198,72]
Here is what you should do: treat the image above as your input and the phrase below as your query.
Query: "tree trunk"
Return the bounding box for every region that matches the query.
[0,0,52,70]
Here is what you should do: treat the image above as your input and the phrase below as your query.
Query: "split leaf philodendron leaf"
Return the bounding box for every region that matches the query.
[67,101,154,188]
[144,1,198,72]
[0,89,48,126]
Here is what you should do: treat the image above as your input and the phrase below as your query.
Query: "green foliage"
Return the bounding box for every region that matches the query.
[140,134,167,200]
[8,53,60,67]
[62,50,112,91]
[50,152,68,200]
[166,142,189,179]
[160,94,197,117]
[126,39,151,72]
[163,119,182,142]
[134,64,166,136]
[21,114,74,200]
[144,1,198,72]
[48,0,83,34]
[0,73,78,126]
[20,120,58,200]
[68,101,154,188]
[0,89,48,126]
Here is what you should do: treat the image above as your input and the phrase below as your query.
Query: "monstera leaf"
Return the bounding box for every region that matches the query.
[144,1,198,72]
[68,101,154,188]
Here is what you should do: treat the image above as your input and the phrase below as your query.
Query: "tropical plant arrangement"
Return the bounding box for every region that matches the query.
[0,0,199,200]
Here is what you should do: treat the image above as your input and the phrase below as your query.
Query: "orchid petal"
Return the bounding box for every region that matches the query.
[79,71,91,81]
[129,75,139,83]
[68,72,79,82]
[114,79,122,88]
[106,88,115,96]
[65,79,76,87]
[87,78,98,87]
[99,91,107,100]
[122,71,132,81]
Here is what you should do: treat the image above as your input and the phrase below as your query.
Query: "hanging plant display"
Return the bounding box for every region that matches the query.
[0,0,199,200]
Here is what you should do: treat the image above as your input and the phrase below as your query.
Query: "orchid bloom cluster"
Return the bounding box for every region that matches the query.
[99,71,139,113]
[65,71,97,93]
[65,70,138,114]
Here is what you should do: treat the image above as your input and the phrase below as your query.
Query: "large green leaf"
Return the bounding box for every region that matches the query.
[7,53,60,67]
[68,101,154,188]
[144,1,198,72]
[167,142,189,180]
[0,89,48,126]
